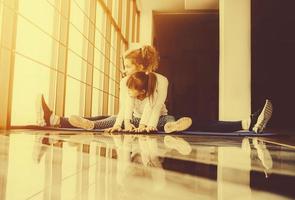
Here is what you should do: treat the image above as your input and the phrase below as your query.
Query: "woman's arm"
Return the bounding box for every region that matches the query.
[147,75,169,128]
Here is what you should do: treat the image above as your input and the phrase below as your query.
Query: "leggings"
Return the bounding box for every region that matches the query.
[60,115,243,132]
[189,119,242,132]
[60,115,175,130]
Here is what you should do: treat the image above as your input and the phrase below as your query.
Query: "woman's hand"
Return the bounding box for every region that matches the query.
[133,124,146,133]
[145,126,158,133]
[104,125,122,133]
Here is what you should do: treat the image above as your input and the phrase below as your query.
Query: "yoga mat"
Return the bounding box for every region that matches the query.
[11,125,278,136]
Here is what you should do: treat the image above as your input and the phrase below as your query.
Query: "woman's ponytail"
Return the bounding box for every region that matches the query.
[125,45,159,72]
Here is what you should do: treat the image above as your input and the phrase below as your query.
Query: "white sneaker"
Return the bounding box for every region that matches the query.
[164,117,192,133]
[164,136,192,155]
[69,115,95,130]
[253,99,273,133]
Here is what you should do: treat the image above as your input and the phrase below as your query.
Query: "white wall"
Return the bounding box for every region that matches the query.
[139,8,153,45]
[219,0,251,120]
[138,0,251,120]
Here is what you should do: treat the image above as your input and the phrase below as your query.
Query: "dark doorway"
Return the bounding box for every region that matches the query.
[153,12,219,120]
[251,0,295,130]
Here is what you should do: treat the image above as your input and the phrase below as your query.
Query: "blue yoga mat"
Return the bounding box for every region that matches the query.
[11,125,277,136]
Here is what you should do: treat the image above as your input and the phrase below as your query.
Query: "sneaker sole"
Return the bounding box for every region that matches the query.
[69,115,94,130]
[164,117,192,133]
[164,136,192,155]
[253,100,273,133]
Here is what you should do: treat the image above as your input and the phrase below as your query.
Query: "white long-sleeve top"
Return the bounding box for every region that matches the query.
[114,73,168,128]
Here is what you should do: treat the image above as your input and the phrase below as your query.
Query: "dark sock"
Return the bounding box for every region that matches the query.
[41,95,53,126]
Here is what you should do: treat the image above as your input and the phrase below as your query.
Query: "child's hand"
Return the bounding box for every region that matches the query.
[124,121,136,132]
[134,124,146,133]
[104,125,122,133]
[145,126,158,133]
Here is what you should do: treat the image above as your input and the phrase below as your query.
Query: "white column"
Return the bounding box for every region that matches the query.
[219,0,251,120]
[139,9,153,45]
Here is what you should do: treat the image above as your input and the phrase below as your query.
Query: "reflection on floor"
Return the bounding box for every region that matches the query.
[0,129,294,200]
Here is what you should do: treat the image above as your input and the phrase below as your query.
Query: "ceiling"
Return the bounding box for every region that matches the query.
[138,0,219,12]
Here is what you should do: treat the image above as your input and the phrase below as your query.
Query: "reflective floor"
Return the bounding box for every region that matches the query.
[0,130,295,200]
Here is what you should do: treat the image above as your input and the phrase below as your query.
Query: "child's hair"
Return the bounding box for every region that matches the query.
[126,72,157,98]
[124,45,159,72]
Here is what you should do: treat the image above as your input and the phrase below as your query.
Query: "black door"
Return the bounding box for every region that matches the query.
[153,12,219,120]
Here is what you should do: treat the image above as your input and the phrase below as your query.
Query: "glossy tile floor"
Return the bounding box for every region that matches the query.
[0,130,294,200]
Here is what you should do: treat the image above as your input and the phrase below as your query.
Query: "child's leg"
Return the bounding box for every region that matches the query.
[130,117,141,128]
[157,115,176,130]
[162,116,192,133]
[85,115,110,121]
[151,115,177,132]
[93,116,117,129]
[129,115,175,130]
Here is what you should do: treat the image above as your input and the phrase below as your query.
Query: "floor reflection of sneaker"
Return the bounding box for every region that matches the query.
[35,94,59,126]
[252,99,273,133]
[69,115,95,130]
[164,117,192,133]
[32,136,50,163]
[241,138,251,154]
[164,136,192,155]
[253,138,273,175]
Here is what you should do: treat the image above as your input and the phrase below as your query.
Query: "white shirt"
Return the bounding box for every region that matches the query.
[114,73,168,128]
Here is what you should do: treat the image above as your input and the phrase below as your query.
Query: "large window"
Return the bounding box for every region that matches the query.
[65,0,89,116]
[11,0,59,125]
[0,0,140,127]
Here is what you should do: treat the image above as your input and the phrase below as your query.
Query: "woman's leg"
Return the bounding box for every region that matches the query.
[36,94,60,127]
[59,115,110,128]
[68,115,117,130]
[181,99,273,133]
[189,119,243,132]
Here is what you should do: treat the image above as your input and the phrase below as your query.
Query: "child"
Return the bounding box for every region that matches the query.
[119,72,273,133]
[69,58,193,133]
[36,44,191,132]
[70,70,273,134]
[113,71,273,134]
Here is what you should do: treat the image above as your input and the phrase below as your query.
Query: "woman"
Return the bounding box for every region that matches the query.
[36,43,192,133]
